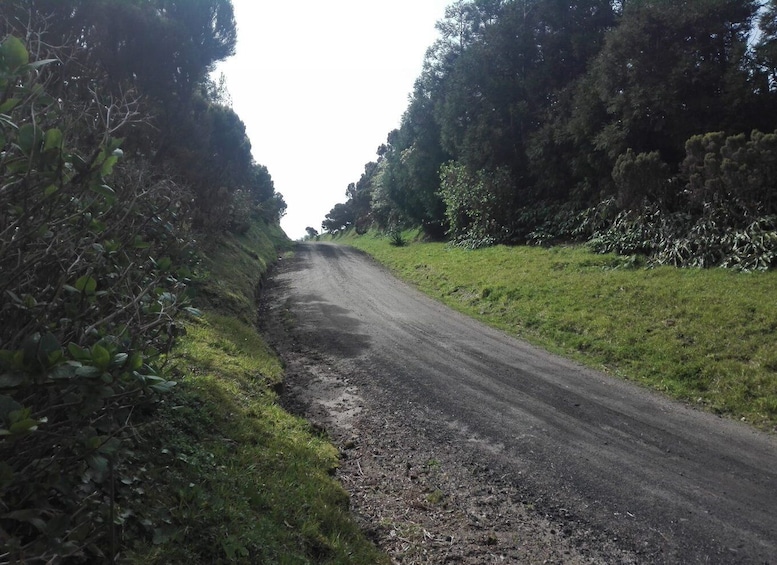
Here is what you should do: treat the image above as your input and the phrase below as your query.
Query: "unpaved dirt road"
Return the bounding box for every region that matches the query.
[259,242,777,564]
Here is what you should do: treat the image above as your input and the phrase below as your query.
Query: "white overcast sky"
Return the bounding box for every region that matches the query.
[214,0,451,240]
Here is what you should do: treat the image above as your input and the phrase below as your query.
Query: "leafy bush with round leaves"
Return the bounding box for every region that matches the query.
[0,34,193,562]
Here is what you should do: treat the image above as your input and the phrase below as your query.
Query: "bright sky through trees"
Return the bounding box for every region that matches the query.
[215,0,451,239]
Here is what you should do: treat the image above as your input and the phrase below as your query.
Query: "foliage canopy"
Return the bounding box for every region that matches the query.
[324,0,777,269]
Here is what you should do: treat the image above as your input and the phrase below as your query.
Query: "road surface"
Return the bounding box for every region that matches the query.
[261,242,776,564]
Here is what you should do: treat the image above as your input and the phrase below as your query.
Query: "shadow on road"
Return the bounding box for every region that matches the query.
[292,293,371,359]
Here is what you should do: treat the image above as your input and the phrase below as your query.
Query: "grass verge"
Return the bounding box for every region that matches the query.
[123,221,388,563]
[340,229,777,431]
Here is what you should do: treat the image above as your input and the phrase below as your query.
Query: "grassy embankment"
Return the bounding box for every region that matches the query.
[332,229,777,432]
[126,222,387,564]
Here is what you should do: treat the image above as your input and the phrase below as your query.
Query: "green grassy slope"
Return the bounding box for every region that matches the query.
[125,222,387,564]
[340,230,777,432]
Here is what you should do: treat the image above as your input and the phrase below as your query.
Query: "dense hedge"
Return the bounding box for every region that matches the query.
[0,2,285,556]
[0,33,194,561]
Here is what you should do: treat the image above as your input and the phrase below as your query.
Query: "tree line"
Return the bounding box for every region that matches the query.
[0,1,284,559]
[323,0,777,270]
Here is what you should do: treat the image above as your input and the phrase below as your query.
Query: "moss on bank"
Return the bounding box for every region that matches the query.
[125,222,387,563]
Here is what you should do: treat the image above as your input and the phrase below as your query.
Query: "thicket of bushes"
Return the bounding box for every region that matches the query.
[0,2,287,560]
[323,0,777,270]
[524,130,777,270]
[0,32,184,563]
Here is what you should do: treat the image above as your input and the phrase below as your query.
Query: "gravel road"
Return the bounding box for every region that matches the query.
[259,242,777,564]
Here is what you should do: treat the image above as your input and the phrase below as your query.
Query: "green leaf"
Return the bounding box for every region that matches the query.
[91,148,109,170]
[9,407,30,423]
[0,395,22,422]
[184,307,203,317]
[0,373,25,388]
[7,351,24,372]
[90,183,117,203]
[17,123,41,155]
[98,436,122,455]
[75,365,102,378]
[26,58,57,70]
[10,418,40,434]
[87,454,109,482]
[89,219,107,234]
[49,363,78,380]
[150,380,177,394]
[0,98,20,113]
[176,266,193,279]
[39,226,54,238]
[86,435,102,450]
[38,332,62,367]
[68,342,91,361]
[75,275,97,295]
[43,128,63,152]
[44,184,60,197]
[111,353,128,367]
[157,257,172,271]
[139,374,165,384]
[101,155,119,176]
[38,332,60,355]
[133,236,150,249]
[91,344,111,371]
[128,353,144,371]
[107,138,124,153]
[0,36,29,70]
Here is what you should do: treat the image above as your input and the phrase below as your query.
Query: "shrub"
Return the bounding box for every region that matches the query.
[683,130,777,216]
[612,149,672,210]
[439,162,516,248]
[584,131,777,270]
[387,228,406,247]
[0,34,189,562]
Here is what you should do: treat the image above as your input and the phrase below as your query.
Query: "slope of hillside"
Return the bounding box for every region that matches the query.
[123,221,389,563]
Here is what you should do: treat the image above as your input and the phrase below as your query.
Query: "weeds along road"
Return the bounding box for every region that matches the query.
[265,242,777,564]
